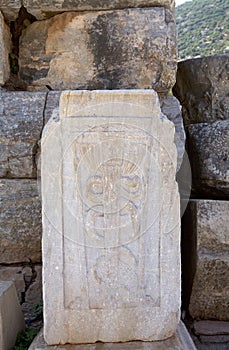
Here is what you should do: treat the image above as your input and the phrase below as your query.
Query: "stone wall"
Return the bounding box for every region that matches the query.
[174,55,229,322]
[0,0,184,322]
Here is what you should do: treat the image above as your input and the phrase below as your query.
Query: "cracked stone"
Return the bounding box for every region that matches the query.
[0,265,42,305]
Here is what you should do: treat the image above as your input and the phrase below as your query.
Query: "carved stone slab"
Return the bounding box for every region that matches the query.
[42,90,181,345]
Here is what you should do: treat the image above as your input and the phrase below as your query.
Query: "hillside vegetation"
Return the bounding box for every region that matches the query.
[176,0,229,59]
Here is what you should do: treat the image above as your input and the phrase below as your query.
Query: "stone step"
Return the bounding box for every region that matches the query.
[29,322,197,350]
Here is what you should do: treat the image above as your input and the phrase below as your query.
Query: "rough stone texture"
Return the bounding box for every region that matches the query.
[42,91,185,172]
[0,281,25,350]
[183,200,229,321]
[19,9,177,92]
[0,1,21,21]
[173,55,229,125]
[0,11,11,85]
[24,265,42,304]
[0,265,42,305]
[159,94,185,171]
[186,120,229,198]
[199,335,229,344]
[42,90,180,345]
[29,322,196,350]
[0,91,47,178]
[194,321,229,336]
[0,179,42,264]
[44,91,61,124]
[0,1,175,21]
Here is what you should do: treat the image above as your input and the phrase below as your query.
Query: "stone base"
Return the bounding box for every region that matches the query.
[0,281,25,350]
[29,322,196,350]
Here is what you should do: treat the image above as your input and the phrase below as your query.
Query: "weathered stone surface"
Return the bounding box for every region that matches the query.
[0,91,47,178]
[0,281,25,350]
[42,90,180,344]
[159,94,185,171]
[29,322,197,350]
[0,265,42,305]
[43,92,184,171]
[183,200,229,320]
[44,91,61,124]
[173,55,229,125]
[0,179,42,264]
[194,321,229,336]
[0,1,21,21]
[199,335,229,344]
[0,11,11,85]
[19,9,177,92]
[187,120,229,198]
[25,265,42,304]
[190,255,229,320]
[0,1,175,21]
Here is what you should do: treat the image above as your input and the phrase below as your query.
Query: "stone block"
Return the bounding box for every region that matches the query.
[0,265,42,305]
[173,55,229,125]
[0,281,25,350]
[25,265,42,304]
[183,200,229,320]
[194,321,229,336]
[29,322,197,349]
[0,179,42,264]
[42,90,181,344]
[19,9,177,92]
[42,92,185,172]
[0,91,47,178]
[159,94,185,171]
[186,120,229,198]
[0,11,11,85]
[21,1,175,20]
[199,335,229,344]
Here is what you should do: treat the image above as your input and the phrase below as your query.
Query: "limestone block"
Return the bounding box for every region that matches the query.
[0,91,47,178]
[159,94,185,171]
[186,120,229,198]
[43,92,184,171]
[0,11,11,85]
[22,1,175,20]
[183,200,229,320]
[173,55,229,125]
[19,9,177,92]
[0,281,25,350]
[44,91,61,124]
[0,179,42,264]
[42,90,181,345]
[190,255,229,320]
[0,265,42,304]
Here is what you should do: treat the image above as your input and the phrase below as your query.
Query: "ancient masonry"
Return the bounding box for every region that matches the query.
[174,55,229,323]
[0,0,228,347]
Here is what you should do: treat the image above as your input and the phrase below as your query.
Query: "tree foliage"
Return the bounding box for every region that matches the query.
[176,0,229,59]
